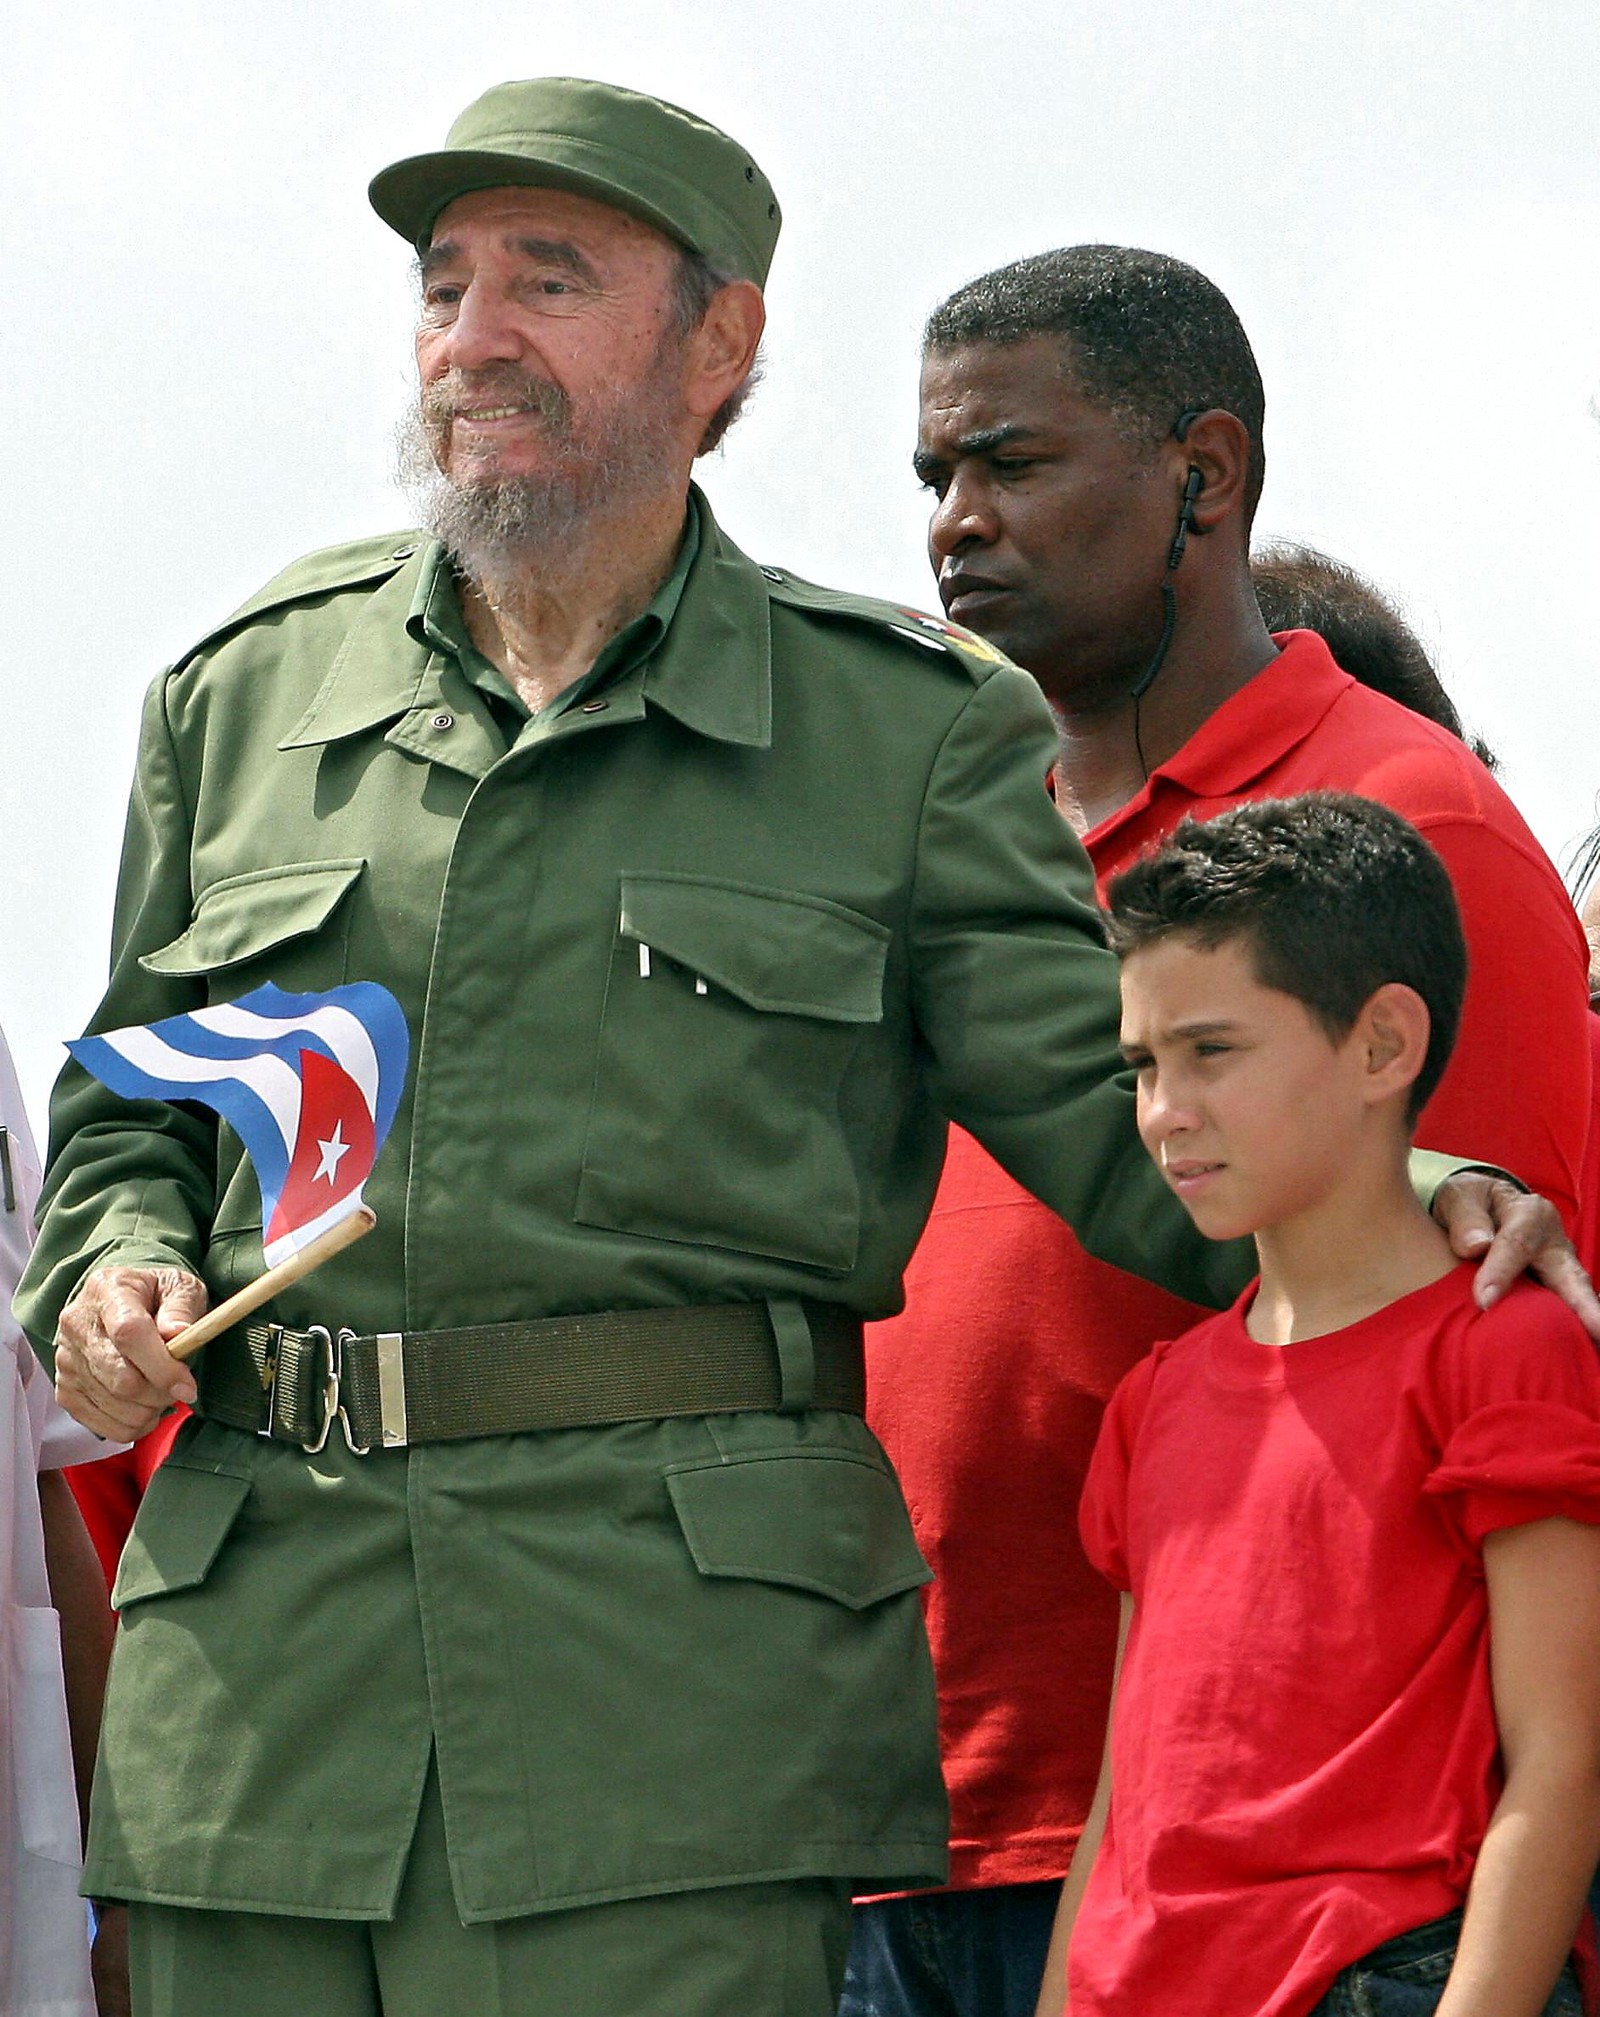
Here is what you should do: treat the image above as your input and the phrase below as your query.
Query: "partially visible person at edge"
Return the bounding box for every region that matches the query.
[1569,819,1600,1277]
[0,1027,127,2015]
[19,89,1551,2017]
[839,246,1595,2017]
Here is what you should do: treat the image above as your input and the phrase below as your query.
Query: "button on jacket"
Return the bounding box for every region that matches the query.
[19,489,1252,1920]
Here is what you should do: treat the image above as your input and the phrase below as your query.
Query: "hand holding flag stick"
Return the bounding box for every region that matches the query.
[70,981,410,1367]
[162,1205,377,1361]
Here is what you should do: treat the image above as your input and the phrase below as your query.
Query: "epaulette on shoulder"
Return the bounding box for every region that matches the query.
[170,531,426,674]
[758,564,1015,684]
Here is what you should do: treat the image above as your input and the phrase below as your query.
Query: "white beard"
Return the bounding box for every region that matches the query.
[395,354,687,586]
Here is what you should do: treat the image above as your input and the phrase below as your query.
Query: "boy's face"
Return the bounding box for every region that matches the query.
[1118,931,1371,1242]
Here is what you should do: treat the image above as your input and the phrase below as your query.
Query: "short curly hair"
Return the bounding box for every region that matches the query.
[924,244,1265,514]
[1105,793,1466,1122]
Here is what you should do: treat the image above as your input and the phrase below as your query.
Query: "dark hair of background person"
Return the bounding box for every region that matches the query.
[1252,543,1499,772]
[1105,792,1468,1122]
[923,244,1267,518]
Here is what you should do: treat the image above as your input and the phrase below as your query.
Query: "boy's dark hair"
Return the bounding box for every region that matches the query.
[1251,543,1499,771]
[1105,793,1467,1121]
[923,244,1266,515]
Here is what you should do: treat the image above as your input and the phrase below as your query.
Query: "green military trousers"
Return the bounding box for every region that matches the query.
[127,1759,853,2016]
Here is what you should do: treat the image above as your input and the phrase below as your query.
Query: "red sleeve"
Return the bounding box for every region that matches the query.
[66,1451,144,1591]
[1410,817,1591,1230]
[1424,1402,1600,1549]
[1078,1350,1160,1591]
[65,1405,189,1593]
[1422,1287,1600,1551]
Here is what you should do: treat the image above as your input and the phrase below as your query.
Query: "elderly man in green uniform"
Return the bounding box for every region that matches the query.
[16,79,1567,2017]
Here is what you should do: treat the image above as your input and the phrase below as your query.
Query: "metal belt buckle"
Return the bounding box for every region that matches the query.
[374,1333,408,1449]
[258,1323,285,1440]
[301,1325,337,1454]
[333,1328,372,1456]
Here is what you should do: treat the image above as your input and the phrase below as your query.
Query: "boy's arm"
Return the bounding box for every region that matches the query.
[1436,1517,1600,2017]
[1034,1595,1133,2017]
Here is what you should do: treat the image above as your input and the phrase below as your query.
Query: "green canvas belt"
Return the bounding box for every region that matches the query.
[195,1297,866,1454]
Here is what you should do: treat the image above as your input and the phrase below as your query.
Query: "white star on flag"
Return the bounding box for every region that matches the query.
[314,1120,351,1186]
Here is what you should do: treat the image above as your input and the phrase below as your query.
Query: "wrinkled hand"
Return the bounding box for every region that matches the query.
[91,1901,131,2017]
[54,1266,205,1439]
[1432,1173,1600,1341]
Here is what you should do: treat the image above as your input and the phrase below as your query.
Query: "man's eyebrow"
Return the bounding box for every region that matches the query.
[912,423,1035,478]
[416,237,599,283]
[509,237,598,280]
[417,240,461,280]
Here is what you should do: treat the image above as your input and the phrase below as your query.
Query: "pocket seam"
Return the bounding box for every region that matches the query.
[618,872,888,1023]
[139,858,365,977]
[193,857,367,902]
[663,1449,932,1610]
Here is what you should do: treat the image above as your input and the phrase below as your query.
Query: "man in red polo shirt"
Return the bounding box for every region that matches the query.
[838,246,1594,2017]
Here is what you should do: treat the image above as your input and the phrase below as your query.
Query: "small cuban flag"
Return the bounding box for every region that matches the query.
[69,981,410,1266]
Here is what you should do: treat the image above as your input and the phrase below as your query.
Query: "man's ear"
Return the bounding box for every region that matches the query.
[1357,982,1433,1106]
[1166,409,1252,538]
[681,279,765,425]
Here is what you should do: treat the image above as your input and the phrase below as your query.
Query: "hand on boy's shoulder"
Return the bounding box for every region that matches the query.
[1424,1269,1600,1554]
[1433,1171,1600,1343]
[1431,1264,1600,1443]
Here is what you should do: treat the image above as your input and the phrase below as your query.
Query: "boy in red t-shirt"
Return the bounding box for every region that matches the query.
[1038,793,1600,2017]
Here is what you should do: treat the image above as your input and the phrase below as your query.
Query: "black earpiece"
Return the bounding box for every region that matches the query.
[1129,412,1212,761]
[1166,466,1205,572]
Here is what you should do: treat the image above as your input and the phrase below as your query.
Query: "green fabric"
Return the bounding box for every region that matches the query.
[407,507,699,724]
[127,1760,853,2015]
[23,484,1271,1920]
[368,78,783,283]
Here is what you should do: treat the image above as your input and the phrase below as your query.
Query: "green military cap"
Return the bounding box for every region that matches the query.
[369,77,781,286]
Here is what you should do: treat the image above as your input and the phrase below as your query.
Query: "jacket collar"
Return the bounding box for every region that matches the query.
[637,487,772,748]
[278,486,773,771]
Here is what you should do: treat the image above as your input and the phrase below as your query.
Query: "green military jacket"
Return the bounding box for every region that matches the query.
[21,490,1255,1921]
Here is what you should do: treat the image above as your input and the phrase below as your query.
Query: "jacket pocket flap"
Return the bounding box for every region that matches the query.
[665,1450,931,1609]
[112,1462,252,1608]
[140,859,365,976]
[619,875,888,1022]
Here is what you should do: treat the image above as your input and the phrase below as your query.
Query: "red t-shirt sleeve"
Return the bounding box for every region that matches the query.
[1424,1402,1600,1550]
[1411,817,1591,1231]
[1422,1289,1600,1551]
[1078,1349,1161,1590]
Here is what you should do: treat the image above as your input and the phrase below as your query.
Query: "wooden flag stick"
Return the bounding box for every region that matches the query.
[165,1207,377,1363]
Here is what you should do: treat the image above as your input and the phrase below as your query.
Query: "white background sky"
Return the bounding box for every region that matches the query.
[5,0,1599,1122]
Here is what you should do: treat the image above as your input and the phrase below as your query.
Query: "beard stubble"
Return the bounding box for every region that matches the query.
[396,343,688,586]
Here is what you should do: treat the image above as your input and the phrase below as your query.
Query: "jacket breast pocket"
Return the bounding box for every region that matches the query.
[139,858,365,995]
[576,874,890,1272]
[137,859,368,1244]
